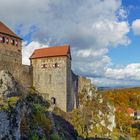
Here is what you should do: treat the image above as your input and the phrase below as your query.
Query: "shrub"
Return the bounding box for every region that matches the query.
[32,113,52,131]
[8,96,19,107]
[28,86,37,95]
[33,103,46,113]
[1,104,9,110]
[32,103,52,131]
[29,131,39,140]
[50,132,61,140]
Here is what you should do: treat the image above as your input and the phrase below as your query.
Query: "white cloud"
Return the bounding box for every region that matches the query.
[91,77,140,87]
[105,63,140,81]
[0,0,134,86]
[90,63,140,87]
[132,19,140,35]
[76,48,108,58]
[92,20,130,46]
[22,41,48,65]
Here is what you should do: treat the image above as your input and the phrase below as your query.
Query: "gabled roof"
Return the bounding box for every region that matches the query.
[30,44,71,59]
[0,21,21,39]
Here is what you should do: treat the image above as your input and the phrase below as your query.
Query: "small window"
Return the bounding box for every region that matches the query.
[49,74,51,84]
[2,37,5,43]
[53,63,60,68]
[11,39,15,45]
[41,64,47,68]
[15,40,18,46]
[0,36,2,42]
[6,38,9,44]
[41,64,45,68]
[51,97,56,105]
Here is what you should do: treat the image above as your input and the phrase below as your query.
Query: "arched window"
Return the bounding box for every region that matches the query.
[51,97,56,105]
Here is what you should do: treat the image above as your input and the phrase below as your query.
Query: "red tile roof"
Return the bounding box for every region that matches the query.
[0,21,21,39]
[30,44,71,59]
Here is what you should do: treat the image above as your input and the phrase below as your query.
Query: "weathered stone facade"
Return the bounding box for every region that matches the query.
[0,26,32,88]
[31,55,75,112]
[0,21,95,112]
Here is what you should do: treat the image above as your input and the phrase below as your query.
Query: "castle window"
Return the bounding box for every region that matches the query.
[49,74,51,84]
[11,39,15,45]
[53,63,60,68]
[15,40,18,46]
[41,64,47,68]
[41,64,45,68]
[2,37,5,43]
[51,97,56,105]
[6,38,9,44]
[0,36,2,43]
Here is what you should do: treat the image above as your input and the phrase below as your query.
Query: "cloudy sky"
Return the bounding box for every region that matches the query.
[1,0,140,87]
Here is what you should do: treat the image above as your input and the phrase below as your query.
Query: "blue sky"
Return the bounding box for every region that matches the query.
[109,0,140,65]
[1,0,140,87]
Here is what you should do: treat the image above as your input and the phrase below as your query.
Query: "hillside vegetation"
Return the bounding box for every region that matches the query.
[54,86,114,139]
[104,87,140,139]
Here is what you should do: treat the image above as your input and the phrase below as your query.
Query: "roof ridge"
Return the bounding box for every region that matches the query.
[30,45,71,59]
[34,44,70,51]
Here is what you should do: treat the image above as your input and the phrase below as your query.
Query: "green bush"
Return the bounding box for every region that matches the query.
[32,103,52,131]
[33,103,46,113]
[1,104,9,110]
[50,132,61,140]
[28,86,37,95]
[32,113,52,131]
[8,96,19,107]
[29,131,39,140]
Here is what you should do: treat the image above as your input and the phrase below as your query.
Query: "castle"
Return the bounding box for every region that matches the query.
[0,21,93,112]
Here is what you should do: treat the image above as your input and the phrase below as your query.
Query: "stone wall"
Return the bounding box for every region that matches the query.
[78,76,92,93]
[19,65,32,88]
[0,42,32,88]
[0,36,22,62]
[71,71,79,109]
[66,58,73,111]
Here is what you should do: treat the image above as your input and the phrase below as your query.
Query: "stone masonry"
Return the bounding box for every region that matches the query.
[30,46,77,112]
[0,21,95,112]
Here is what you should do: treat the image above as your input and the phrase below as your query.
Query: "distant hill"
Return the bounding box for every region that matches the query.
[98,86,140,91]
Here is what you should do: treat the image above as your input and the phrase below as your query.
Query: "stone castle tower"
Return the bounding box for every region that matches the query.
[0,22,22,80]
[30,45,78,112]
[0,21,95,112]
[0,21,31,87]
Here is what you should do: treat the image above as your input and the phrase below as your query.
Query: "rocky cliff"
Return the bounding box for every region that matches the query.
[0,70,78,140]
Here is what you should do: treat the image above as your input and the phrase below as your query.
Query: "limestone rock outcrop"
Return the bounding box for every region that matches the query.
[0,70,79,139]
[0,70,19,98]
